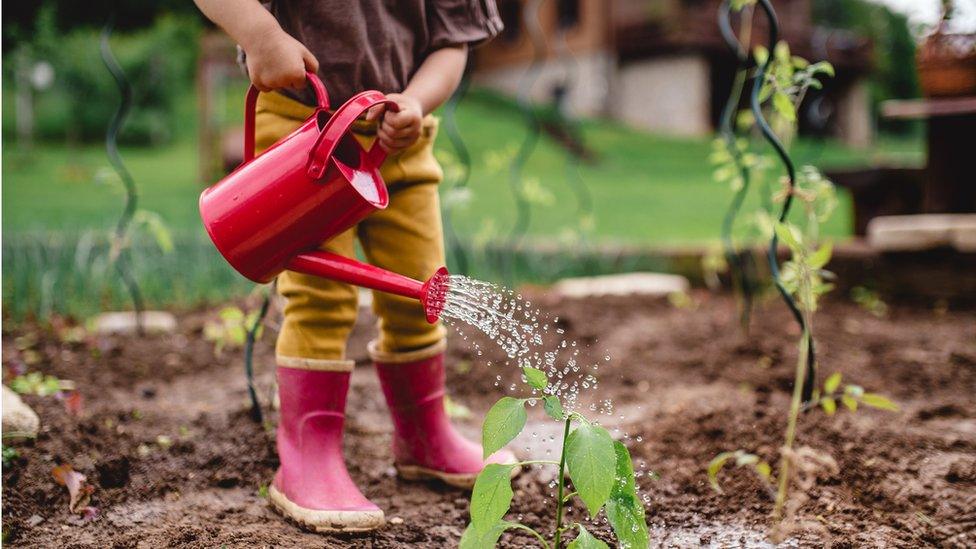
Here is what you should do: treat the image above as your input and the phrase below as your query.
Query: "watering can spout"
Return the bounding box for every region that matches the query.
[287,252,449,324]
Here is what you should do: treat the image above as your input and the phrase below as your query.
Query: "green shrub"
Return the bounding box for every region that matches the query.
[10,10,201,145]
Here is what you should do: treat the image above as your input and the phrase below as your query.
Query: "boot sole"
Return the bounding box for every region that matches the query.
[268,485,385,533]
[396,463,522,490]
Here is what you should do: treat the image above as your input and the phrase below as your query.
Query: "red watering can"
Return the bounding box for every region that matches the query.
[199,73,448,323]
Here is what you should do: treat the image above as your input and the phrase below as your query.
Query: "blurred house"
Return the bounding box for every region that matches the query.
[472,0,874,146]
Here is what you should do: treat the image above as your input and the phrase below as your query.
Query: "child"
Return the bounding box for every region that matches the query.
[194,0,513,533]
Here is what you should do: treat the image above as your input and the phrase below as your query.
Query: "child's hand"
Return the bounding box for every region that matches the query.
[243,27,319,92]
[368,93,424,153]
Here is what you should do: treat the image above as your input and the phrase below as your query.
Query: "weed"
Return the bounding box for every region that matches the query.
[2,445,19,468]
[461,367,648,548]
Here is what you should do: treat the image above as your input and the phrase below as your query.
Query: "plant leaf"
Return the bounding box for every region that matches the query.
[774,222,801,251]
[823,372,842,394]
[606,441,649,549]
[773,91,796,122]
[821,397,837,416]
[523,367,548,390]
[809,60,835,77]
[841,395,858,411]
[753,45,769,66]
[566,423,616,517]
[482,397,527,459]
[755,461,772,480]
[459,520,513,549]
[611,441,637,495]
[861,393,899,411]
[543,395,564,421]
[469,464,515,531]
[707,452,734,493]
[567,524,610,549]
[808,241,833,269]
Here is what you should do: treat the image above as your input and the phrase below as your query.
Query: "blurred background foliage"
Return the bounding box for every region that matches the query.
[2,0,921,146]
[1,0,928,321]
[3,7,201,145]
[813,0,920,133]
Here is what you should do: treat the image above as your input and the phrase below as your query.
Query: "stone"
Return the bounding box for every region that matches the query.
[93,311,177,335]
[2,385,40,439]
[867,214,976,252]
[554,272,690,299]
[950,216,976,253]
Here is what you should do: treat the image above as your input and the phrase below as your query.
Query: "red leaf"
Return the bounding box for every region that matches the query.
[64,392,84,416]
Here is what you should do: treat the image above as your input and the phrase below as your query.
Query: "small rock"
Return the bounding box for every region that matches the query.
[389,517,404,525]
[27,514,44,527]
[2,385,40,439]
[867,214,976,252]
[554,272,690,299]
[951,216,976,252]
[93,311,177,335]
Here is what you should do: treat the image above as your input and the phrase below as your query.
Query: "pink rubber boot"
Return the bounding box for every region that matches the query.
[269,362,385,532]
[371,341,518,489]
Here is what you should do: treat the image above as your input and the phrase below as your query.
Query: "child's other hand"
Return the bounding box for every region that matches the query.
[368,93,424,153]
[244,27,318,92]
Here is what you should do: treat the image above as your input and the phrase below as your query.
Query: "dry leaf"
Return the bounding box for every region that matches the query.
[52,464,95,514]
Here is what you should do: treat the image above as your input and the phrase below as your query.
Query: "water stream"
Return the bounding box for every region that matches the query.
[432,275,795,544]
[438,275,606,414]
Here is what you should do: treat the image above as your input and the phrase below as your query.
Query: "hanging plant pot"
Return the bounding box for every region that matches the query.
[917,28,976,98]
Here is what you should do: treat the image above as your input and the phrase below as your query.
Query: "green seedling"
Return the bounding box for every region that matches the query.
[461,368,648,549]
[2,445,20,468]
[204,306,262,355]
[850,286,889,318]
[812,372,899,415]
[9,372,73,397]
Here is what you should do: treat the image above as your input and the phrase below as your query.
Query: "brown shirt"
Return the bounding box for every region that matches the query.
[268,0,503,106]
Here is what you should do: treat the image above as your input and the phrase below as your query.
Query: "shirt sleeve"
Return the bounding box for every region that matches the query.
[428,0,505,49]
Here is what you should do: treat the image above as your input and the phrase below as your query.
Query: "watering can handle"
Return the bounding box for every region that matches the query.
[242,71,330,163]
[305,91,400,180]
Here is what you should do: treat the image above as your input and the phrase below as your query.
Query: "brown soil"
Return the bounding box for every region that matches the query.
[3,292,975,548]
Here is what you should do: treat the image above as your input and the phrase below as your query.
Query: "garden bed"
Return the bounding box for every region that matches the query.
[3,292,974,547]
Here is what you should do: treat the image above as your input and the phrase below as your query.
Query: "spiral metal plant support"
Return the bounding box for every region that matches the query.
[243,284,273,423]
[504,0,546,284]
[751,0,816,402]
[717,0,758,331]
[101,22,146,335]
[440,69,473,275]
[552,24,594,251]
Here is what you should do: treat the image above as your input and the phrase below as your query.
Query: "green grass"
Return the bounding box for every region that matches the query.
[3,88,923,241]
[2,87,924,319]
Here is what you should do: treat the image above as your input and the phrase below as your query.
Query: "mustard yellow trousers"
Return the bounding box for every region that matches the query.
[253,92,447,365]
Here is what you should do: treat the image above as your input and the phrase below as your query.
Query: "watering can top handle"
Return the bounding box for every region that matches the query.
[243,72,330,163]
[305,91,400,180]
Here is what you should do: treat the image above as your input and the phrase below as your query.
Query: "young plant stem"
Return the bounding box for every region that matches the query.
[553,416,573,549]
[518,460,561,467]
[510,523,552,549]
[773,326,810,522]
